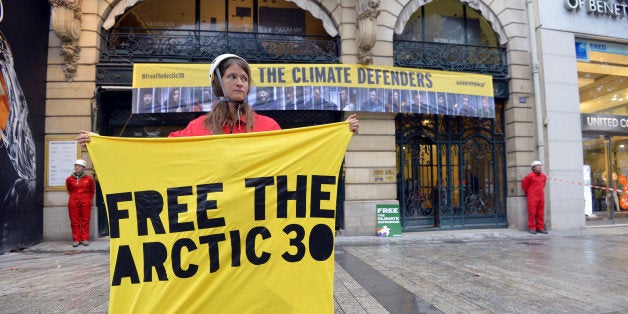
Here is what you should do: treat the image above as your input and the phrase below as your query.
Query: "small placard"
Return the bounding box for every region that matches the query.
[45,137,80,190]
[376,204,401,237]
[372,168,396,183]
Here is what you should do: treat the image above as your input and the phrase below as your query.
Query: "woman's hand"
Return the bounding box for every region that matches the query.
[77,130,92,146]
[346,114,360,135]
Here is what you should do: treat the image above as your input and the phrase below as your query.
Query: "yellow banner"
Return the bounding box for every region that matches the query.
[132,63,496,116]
[132,63,209,88]
[133,63,493,96]
[86,123,353,313]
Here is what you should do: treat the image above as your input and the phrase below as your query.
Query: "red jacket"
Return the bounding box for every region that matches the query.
[66,172,95,200]
[168,113,280,137]
[521,171,546,197]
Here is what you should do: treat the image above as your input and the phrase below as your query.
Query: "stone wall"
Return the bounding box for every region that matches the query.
[44,0,114,241]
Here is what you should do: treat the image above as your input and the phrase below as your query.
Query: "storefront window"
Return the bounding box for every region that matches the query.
[115,0,196,30]
[200,0,226,31]
[114,0,327,36]
[577,40,627,116]
[397,0,497,46]
[578,40,627,223]
[583,135,628,222]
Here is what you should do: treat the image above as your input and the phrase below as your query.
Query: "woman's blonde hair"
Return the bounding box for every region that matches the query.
[204,57,255,134]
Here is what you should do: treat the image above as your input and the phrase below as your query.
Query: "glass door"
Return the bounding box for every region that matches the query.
[610,136,628,219]
[583,135,628,224]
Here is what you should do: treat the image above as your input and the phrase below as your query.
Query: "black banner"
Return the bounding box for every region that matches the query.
[0,0,49,253]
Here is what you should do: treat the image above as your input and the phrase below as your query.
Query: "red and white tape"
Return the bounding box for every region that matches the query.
[548,177,625,193]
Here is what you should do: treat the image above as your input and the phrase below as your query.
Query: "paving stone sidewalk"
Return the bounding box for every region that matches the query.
[1,226,626,313]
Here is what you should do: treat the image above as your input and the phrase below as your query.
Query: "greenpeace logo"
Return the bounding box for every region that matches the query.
[456,80,485,87]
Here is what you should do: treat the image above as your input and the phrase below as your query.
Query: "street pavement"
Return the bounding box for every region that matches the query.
[0,225,626,313]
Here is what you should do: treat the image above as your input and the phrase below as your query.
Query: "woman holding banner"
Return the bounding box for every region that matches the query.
[78,54,359,141]
[170,54,281,135]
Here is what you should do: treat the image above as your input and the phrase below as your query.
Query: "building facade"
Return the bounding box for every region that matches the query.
[40,0,613,241]
[535,1,627,224]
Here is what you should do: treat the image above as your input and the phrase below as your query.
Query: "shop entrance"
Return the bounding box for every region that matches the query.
[583,135,628,224]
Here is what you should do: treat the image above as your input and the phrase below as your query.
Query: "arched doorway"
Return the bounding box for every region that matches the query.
[94,0,346,233]
[396,111,507,230]
[394,0,508,230]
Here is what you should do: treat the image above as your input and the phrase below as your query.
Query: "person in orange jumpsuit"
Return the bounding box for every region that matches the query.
[65,159,95,247]
[521,160,548,234]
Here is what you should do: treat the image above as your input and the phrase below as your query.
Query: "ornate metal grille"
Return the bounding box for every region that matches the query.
[394,40,508,79]
[396,110,507,231]
[100,28,340,64]
[97,28,340,86]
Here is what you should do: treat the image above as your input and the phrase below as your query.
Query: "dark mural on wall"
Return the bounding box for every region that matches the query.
[0,0,49,253]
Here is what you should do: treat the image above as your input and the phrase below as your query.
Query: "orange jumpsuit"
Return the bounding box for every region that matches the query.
[66,172,95,242]
[521,171,547,231]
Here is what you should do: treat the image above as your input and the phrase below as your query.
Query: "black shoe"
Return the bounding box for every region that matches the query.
[72,241,80,247]
[537,229,548,234]
[529,229,536,234]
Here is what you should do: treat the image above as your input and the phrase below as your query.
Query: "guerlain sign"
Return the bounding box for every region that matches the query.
[564,0,628,19]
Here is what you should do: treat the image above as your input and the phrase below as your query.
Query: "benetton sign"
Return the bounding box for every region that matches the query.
[564,0,628,19]
[581,113,628,133]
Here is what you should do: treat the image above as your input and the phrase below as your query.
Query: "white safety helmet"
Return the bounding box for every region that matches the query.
[531,160,543,167]
[208,53,247,84]
[74,159,87,167]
